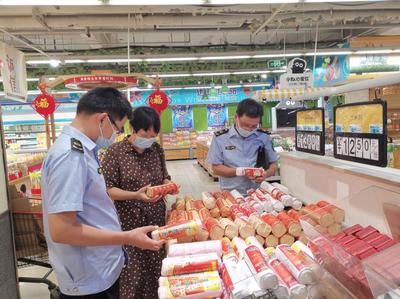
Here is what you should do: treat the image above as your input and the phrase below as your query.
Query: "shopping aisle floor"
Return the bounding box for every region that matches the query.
[18,159,219,298]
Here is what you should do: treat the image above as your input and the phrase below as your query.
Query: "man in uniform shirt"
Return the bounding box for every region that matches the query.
[41,87,164,299]
[207,98,278,195]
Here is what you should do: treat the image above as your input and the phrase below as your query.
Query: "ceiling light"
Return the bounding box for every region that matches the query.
[272,70,286,73]
[86,58,142,63]
[242,83,272,87]
[26,60,54,65]
[147,83,153,89]
[232,70,270,75]
[199,55,251,61]
[65,59,87,63]
[305,51,353,56]
[354,49,394,55]
[26,78,39,82]
[160,87,183,91]
[261,74,268,79]
[193,72,231,77]
[157,73,192,78]
[50,60,61,67]
[144,57,198,62]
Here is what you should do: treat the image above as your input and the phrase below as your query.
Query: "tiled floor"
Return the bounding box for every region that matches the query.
[18,159,219,298]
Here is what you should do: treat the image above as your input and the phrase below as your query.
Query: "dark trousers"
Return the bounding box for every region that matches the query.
[60,278,119,299]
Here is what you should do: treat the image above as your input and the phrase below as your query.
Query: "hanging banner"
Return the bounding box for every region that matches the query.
[280,58,313,89]
[207,104,228,129]
[313,55,349,87]
[295,108,325,155]
[0,42,27,102]
[334,101,387,167]
[172,105,193,129]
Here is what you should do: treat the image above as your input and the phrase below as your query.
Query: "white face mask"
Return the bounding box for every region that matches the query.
[96,117,117,149]
[236,123,256,138]
[133,135,156,149]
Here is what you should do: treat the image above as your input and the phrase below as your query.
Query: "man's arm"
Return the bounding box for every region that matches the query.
[49,212,163,250]
[211,164,237,177]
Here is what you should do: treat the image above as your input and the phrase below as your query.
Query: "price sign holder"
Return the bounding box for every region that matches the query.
[334,100,387,167]
[295,108,325,155]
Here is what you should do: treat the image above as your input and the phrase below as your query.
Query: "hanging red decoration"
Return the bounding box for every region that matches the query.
[146,78,170,114]
[32,93,57,118]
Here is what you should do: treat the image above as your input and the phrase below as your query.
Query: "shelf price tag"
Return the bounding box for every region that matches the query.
[334,101,387,167]
[295,108,325,155]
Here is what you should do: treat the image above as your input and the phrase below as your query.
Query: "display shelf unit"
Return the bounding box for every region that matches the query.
[196,141,218,181]
[164,146,197,161]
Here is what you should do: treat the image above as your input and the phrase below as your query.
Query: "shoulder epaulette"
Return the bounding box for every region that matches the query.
[257,128,271,135]
[71,138,84,153]
[214,128,229,137]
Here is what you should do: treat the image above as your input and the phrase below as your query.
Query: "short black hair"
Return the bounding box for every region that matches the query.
[236,98,263,118]
[130,106,161,134]
[77,87,132,121]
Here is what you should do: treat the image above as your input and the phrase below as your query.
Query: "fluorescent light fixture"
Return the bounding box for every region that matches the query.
[354,49,394,55]
[147,83,153,89]
[86,58,142,63]
[193,72,231,77]
[199,55,251,61]
[144,57,198,62]
[26,78,39,82]
[26,60,55,65]
[227,85,242,88]
[242,83,272,87]
[261,74,268,79]
[232,70,270,75]
[305,51,353,56]
[65,59,86,63]
[158,73,192,78]
[160,87,183,91]
[272,70,286,73]
[50,60,60,67]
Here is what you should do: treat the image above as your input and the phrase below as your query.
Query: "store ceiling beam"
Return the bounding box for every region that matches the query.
[32,7,52,31]
[252,3,285,35]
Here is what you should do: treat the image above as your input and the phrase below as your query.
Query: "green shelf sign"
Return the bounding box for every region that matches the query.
[267,59,287,69]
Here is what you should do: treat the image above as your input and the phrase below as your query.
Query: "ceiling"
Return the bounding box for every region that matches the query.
[1,1,400,59]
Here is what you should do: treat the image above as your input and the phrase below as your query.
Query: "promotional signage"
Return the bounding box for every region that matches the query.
[267,59,286,70]
[280,58,313,89]
[295,108,325,155]
[334,101,387,167]
[172,105,193,129]
[313,55,349,87]
[0,42,27,101]
[207,104,228,128]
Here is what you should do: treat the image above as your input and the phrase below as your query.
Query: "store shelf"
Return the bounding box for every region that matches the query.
[7,148,47,154]
[281,151,400,186]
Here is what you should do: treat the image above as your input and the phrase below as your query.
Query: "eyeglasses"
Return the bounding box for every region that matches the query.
[107,114,125,134]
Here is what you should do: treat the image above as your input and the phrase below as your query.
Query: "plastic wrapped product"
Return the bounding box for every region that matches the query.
[204,218,224,240]
[232,237,247,259]
[158,271,220,287]
[216,197,232,218]
[255,235,265,248]
[222,191,237,207]
[210,207,221,219]
[268,258,307,299]
[199,207,212,221]
[302,205,334,227]
[248,214,271,237]
[277,212,302,237]
[291,241,314,259]
[251,193,274,213]
[260,213,287,238]
[175,197,186,211]
[168,240,222,257]
[279,234,295,246]
[220,255,252,299]
[152,220,201,241]
[271,182,290,194]
[262,192,285,212]
[234,217,255,239]
[202,192,216,209]
[316,200,345,223]
[158,277,222,299]
[161,253,220,276]
[327,223,342,236]
[221,237,235,256]
[192,200,205,211]
[245,236,267,257]
[275,244,317,284]
[242,244,278,289]
[230,190,245,204]
[146,182,179,198]
[219,218,239,240]
[260,182,293,207]
[236,167,265,177]
[265,234,279,248]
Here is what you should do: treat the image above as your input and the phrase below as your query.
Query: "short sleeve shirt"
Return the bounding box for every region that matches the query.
[207,126,277,194]
[41,126,124,296]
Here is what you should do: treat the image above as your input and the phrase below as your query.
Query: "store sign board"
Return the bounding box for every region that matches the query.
[295,108,325,155]
[280,58,313,89]
[0,42,27,102]
[334,101,387,167]
[267,59,286,69]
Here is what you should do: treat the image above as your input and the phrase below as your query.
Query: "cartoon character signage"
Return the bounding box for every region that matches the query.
[280,58,313,89]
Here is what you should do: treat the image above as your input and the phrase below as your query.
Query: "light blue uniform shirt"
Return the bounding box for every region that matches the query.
[41,126,125,296]
[207,126,278,195]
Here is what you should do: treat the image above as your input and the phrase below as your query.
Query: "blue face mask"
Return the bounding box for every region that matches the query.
[96,117,117,149]
[133,135,156,149]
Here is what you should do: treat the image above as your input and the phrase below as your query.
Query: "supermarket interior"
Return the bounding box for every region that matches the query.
[0,1,400,299]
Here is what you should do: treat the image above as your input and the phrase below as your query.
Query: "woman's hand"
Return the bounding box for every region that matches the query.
[135,185,163,203]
